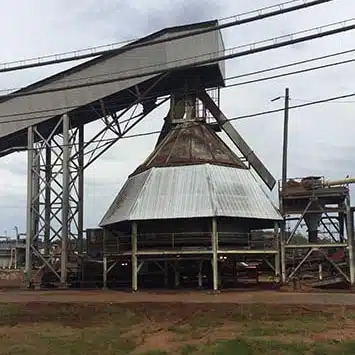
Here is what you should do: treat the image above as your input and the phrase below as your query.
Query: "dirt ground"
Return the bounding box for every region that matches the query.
[1,288,355,305]
[1,289,355,353]
[1,299,355,354]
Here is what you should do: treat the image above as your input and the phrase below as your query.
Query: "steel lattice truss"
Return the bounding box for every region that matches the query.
[24,76,171,287]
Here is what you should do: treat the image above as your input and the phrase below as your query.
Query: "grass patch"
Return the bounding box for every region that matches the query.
[201,338,355,355]
[0,302,355,354]
[245,318,327,337]
[180,344,198,355]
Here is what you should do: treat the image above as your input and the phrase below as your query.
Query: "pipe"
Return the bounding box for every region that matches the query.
[323,177,355,187]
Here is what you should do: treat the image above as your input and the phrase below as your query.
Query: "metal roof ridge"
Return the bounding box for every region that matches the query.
[129,167,155,220]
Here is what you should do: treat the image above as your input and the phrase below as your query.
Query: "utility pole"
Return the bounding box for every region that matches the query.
[271,87,290,187]
[281,87,290,188]
[281,87,290,284]
[271,87,290,284]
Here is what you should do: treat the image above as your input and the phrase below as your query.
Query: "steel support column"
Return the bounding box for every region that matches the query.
[346,198,355,285]
[44,146,51,255]
[212,217,218,292]
[33,153,40,251]
[77,124,84,254]
[280,220,287,284]
[131,221,138,292]
[103,256,108,289]
[25,126,34,287]
[174,260,180,288]
[164,260,168,287]
[274,222,281,281]
[25,114,83,287]
[198,260,203,288]
[61,114,70,288]
[24,74,169,288]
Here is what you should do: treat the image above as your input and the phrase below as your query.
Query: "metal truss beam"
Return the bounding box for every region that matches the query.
[25,115,84,287]
[25,74,169,288]
[279,192,354,286]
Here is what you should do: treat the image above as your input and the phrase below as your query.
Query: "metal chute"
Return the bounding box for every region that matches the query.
[198,89,276,190]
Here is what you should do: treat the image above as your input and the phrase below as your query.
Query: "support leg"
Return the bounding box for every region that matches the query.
[44,146,51,256]
[25,126,34,288]
[164,260,168,288]
[280,240,286,285]
[274,222,281,282]
[103,256,108,290]
[32,153,40,252]
[198,260,203,288]
[212,217,219,292]
[318,263,323,281]
[346,201,355,286]
[174,260,180,288]
[131,222,138,292]
[61,114,70,288]
[78,124,84,254]
[339,213,345,243]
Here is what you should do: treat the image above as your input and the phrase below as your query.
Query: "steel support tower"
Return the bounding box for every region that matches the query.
[279,176,355,287]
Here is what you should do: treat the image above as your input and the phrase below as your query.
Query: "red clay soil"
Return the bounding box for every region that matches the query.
[0,289,355,305]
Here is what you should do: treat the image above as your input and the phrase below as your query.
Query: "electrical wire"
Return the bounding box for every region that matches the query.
[0,17,353,105]
[95,91,355,141]
[229,56,355,87]
[2,42,355,96]
[291,97,355,104]
[2,16,354,99]
[9,90,355,150]
[0,0,332,73]
[226,48,355,81]
[0,53,353,124]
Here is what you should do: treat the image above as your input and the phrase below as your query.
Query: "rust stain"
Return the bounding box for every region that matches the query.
[131,121,246,177]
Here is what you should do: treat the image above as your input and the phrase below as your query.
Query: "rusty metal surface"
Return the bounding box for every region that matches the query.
[198,89,276,190]
[100,164,282,226]
[132,122,246,176]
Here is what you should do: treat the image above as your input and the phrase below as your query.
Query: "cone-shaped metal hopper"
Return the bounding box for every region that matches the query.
[100,118,282,227]
[304,212,322,243]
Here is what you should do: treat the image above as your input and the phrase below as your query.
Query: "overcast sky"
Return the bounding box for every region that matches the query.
[0,0,354,236]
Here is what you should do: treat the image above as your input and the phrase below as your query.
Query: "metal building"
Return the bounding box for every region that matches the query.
[0,239,25,269]
[99,96,282,291]
[0,20,282,289]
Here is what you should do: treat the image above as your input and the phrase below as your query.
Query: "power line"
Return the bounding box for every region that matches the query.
[0,53,353,124]
[226,48,355,81]
[10,91,355,150]
[229,56,355,87]
[2,17,354,101]
[103,91,355,140]
[291,97,355,104]
[2,41,355,96]
[0,0,332,73]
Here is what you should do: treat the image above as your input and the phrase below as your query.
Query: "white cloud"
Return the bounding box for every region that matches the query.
[1,0,355,232]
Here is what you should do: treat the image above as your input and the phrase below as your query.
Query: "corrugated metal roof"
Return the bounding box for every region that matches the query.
[0,21,225,155]
[100,164,282,226]
[101,169,150,225]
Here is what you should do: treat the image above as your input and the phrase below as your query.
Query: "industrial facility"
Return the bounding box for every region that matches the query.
[0,5,354,292]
